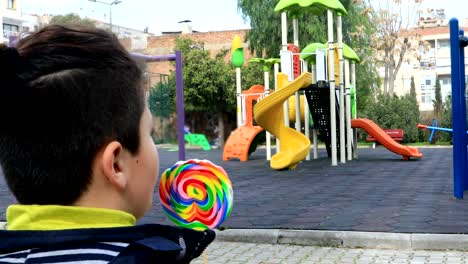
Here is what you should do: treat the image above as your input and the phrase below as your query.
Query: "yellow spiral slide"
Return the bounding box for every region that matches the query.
[254,72,312,170]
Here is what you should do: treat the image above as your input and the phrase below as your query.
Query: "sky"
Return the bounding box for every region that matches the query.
[21,0,467,35]
[21,0,251,34]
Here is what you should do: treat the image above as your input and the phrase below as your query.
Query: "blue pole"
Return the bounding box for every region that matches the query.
[449,18,466,198]
[424,126,462,133]
[175,50,186,161]
[459,31,468,192]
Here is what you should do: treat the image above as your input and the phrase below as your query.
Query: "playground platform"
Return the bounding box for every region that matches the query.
[0,146,466,235]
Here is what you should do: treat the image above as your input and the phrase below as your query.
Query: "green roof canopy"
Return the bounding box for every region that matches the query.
[249,58,281,71]
[300,42,360,63]
[342,43,360,63]
[274,0,347,17]
[300,43,326,62]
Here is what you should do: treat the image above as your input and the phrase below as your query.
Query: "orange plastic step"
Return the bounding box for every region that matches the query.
[223,125,264,161]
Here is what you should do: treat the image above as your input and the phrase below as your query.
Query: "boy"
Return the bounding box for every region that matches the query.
[0,25,214,263]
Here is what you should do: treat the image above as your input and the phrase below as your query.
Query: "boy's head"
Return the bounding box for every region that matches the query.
[0,25,159,218]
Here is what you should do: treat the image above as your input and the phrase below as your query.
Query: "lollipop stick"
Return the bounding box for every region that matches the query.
[203,250,208,264]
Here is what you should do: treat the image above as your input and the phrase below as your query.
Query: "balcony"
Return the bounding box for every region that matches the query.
[419,60,436,71]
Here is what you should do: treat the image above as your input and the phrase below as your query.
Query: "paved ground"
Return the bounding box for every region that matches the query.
[1,146,467,234]
[192,241,468,264]
[145,146,467,234]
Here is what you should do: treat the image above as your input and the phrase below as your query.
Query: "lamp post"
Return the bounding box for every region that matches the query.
[88,0,122,32]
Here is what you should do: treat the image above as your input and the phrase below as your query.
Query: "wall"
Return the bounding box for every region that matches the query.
[144,29,253,76]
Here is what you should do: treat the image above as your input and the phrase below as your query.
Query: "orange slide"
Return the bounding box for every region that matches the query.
[254,72,312,170]
[351,118,423,160]
[223,85,267,161]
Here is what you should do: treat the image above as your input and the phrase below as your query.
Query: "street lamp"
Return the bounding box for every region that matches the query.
[88,0,122,32]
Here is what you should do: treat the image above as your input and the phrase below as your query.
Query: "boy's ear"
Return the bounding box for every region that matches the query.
[99,141,128,191]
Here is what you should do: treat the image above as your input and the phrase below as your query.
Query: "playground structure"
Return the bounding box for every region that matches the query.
[418,119,468,143]
[254,73,312,169]
[352,119,422,160]
[259,0,422,168]
[225,0,423,170]
[449,18,468,199]
[223,85,270,161]
[184,132,211,151]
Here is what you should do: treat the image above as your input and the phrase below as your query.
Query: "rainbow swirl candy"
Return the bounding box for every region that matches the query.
[159,159,233,231]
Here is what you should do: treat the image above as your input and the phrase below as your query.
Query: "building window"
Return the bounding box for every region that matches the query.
[402,77,412,92]
[420,75,435,104]
[440,76,450,85]
[7,0,15,9]
[420,60,436,70]
[439,75,451,101]
[438,39,450,49]
[3,24,19,38]
[436,58,450,67]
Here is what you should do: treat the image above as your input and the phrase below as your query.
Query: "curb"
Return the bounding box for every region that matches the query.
[3,221,466,251]
[215,229,468,251]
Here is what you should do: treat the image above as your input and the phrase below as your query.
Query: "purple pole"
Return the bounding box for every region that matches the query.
[8,35,18,47]
[130,51,185,160]
[175,50,186,161]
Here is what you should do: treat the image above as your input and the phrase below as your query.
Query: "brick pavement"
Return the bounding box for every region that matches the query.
[192,241,468,264]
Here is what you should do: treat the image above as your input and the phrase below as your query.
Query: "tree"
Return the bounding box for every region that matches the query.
[433,77,442,119]
[170,37,236,147]
[50,13,96,28]
[237,0,379,115]
[240,62,266,92]
[439,94,452,142]
[366,0,422,96]
[410,76,416,99]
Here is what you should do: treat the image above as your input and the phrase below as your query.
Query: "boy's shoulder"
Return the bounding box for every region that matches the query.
[0,224,215,264]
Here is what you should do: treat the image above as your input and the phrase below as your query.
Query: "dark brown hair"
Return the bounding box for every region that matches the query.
[0,25,144,205]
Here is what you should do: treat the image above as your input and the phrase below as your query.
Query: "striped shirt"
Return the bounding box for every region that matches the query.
[0,242,129,264]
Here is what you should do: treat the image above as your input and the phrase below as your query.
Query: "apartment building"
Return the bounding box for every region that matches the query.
[389,12,468,112]
[21,13,153,51]
[3,8,150,52]
[1,0,23,45]
[94,20,152,50]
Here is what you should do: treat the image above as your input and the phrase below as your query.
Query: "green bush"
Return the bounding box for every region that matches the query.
[362,93,420,143]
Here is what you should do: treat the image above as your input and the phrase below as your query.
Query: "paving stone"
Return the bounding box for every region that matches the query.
[191,242,468,264]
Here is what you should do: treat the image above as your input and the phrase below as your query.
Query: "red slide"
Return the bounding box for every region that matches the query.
[351,118,423,160]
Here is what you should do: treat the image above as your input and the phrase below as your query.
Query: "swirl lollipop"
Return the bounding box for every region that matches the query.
[159,159,233,231]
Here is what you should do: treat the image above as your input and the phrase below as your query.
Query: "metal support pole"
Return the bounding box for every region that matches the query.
[265,71,272,161]
[274,62,281,153]
[345,60,353,161]
[351,62,358,159]
[328,10,337,166]
[236,68,242,127]
[449,18,467,198]
[281,12,290,128]
[337,15,346,164]
[175,51,186,161]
